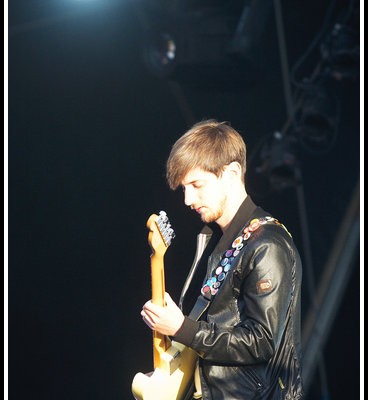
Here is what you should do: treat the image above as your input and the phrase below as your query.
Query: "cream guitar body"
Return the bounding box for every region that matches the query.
[131,211,197,400]
[132,340,197,400]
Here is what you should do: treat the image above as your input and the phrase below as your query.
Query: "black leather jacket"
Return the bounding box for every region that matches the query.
[174,197,304,399]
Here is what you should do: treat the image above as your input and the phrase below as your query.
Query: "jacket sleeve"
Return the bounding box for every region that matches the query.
[174,234,296,365]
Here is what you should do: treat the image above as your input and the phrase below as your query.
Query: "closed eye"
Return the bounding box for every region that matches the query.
[193,181,205,189]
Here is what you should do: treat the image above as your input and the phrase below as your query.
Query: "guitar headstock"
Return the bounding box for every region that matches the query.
[147,211,176,256]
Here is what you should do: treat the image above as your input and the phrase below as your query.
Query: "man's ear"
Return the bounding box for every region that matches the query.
[224,161,243,179]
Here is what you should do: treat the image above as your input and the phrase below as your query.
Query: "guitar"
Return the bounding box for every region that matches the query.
[131,211,198,400]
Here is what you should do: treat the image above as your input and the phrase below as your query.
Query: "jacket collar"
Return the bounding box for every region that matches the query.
[200,195,259,255]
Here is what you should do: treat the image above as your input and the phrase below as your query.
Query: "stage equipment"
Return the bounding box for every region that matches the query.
[141,1,272,85]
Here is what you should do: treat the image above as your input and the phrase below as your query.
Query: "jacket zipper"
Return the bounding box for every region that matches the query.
[248,369,264,392]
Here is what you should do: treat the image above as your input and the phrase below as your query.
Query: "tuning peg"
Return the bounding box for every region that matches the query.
[158,211,168,222]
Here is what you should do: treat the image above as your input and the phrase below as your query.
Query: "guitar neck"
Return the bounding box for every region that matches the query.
[151,253,166,306]
[151,253,171,368]
[146,211,175,370]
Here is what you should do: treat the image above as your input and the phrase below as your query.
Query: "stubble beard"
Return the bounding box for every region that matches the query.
[200,194,227,224]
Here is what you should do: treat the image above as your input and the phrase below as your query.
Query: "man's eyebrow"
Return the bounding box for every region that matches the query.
[182,179,203,187]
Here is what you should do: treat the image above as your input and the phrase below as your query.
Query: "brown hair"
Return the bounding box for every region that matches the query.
[166,119,247,190]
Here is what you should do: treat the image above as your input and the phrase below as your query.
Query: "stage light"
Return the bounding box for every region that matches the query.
[142,10,236,81]
[141,1,272,85]
[143,33,177,78]
[320,23,359,81]
[256,132,299,191]
[295,84,338,154]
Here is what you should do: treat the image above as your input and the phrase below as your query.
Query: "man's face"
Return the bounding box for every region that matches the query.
[180,167,228,225]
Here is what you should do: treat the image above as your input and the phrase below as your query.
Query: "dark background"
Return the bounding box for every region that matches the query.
[8,0,361,399]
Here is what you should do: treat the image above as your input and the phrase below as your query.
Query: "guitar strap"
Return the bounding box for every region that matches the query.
[188,294,211,321]
[185,295,209,400]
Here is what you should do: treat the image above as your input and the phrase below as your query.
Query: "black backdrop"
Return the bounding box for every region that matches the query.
[8,0,361,399]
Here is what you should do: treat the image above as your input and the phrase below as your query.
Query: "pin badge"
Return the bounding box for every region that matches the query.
[216,266,223,275]
[232,236,243,248]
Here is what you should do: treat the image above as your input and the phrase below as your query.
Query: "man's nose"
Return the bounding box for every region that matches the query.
[184,187,195,207]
